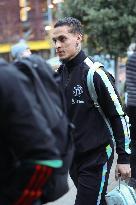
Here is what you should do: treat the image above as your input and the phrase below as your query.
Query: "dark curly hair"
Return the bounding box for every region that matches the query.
[54,17,83,35]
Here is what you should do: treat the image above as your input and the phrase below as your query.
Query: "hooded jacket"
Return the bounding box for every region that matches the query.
[0,60,60,185]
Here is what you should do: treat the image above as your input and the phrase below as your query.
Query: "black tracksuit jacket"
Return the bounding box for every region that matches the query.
[58,50,130,164]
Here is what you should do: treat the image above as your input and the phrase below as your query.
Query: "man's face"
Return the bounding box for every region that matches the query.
[52,25,82,61]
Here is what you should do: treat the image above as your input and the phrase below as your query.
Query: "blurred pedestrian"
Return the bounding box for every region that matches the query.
[11,40,31,60]
[52,17,131,205]
[126,51,136,180]
[0,59,62,205]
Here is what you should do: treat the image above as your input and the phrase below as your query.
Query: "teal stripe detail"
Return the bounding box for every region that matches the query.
[33,160,63,168]
[96,69,124,116]
[120,116,131,154]
[96,69,131,154]
[97,162,108,205]
[97,145,112,204]
[106,144,112,159]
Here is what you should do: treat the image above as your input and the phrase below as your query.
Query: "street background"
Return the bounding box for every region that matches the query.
[0,0,135,101]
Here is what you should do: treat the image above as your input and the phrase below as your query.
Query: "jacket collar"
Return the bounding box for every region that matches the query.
[63,50,86,70]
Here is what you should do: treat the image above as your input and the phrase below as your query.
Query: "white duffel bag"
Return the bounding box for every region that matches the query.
[105,179,136,205]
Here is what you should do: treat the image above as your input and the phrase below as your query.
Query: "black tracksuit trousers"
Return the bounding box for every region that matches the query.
[70,143,114,205]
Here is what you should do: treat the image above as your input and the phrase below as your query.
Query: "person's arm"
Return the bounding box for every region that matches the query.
[93,69,131,179]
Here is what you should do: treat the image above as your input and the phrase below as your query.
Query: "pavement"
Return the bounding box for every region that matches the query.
[46,153,118,205]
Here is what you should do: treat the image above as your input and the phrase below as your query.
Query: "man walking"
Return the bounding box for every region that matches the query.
[52,17,131,205]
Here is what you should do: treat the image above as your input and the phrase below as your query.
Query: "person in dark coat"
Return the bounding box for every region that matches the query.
[126,52,136,180]
[52,17,131,205]
[0,59,62,205]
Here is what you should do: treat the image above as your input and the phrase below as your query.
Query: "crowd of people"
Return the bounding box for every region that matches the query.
[0,16,134,205]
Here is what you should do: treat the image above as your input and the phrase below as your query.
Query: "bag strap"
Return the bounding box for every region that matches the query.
[84,57,114,138]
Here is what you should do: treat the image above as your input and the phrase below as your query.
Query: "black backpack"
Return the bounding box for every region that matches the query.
[14,54,74,203]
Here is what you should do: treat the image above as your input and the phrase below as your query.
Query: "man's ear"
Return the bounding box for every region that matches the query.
[75,34,82,48]
[77,34,83,42]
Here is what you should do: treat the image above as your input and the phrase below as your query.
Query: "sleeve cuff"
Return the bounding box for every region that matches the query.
[117,153,130,164]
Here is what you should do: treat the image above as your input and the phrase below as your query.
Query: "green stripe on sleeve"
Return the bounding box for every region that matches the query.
[34,159,63,168]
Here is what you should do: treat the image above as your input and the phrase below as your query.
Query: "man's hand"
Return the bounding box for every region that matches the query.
[115,164,131,180]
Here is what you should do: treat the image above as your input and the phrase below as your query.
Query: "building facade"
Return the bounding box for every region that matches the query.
[0,0,21,43]
[0,0,52,59]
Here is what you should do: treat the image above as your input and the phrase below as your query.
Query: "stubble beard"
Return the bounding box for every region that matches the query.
[60,44,81,63]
